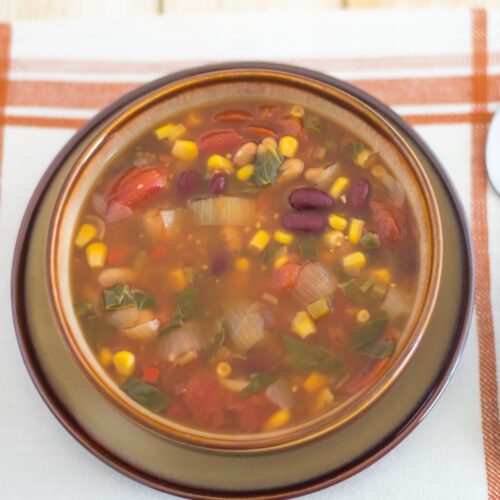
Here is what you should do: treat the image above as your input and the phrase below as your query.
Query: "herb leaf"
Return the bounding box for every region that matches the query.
[131,290,155,310]
[161,285,200,334]
[360,340,395,358]
[121,378,170,413]
[102,283,135,311]
[240,372,276,397]
[339,279,373,306]
[296,235,318,261]
[74,300,95,318]
[255,144,283,186]
[284,336,343,374]
[351,311,390,349]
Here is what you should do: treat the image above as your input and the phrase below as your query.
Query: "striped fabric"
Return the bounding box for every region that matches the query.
[0,8,498,500]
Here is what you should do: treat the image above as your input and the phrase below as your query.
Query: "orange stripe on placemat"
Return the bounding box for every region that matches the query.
[0,24,11,206]
[471,9,500,499]
[4,115,87,129]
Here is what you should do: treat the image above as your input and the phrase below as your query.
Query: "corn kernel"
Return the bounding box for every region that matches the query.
[216,362,232,378]
[274,254,289,269]
[113,350,135,377]
[348,218,365,245]
[289,105,305,118]
[343,251,367,271]
[291,311,317,338]
[262,292,279,305]
[263,409,290,431]
[278,135,299,158]
[306,297,331,320]
[354,148,371,167]
[154,122,186,143]
[313,387,335,412]
[86,242,107,269]
[169,268,188,292]
[176,350,197,366]
[207,154,234,173]
[329,177,350,199]
[273,229,294,245]
[249,230,270,252]
[371,164,387,178]
[75,223,97,248]
[235,257,250,271]
[236,164,255,181]
[171,140,199,161]
[328,214,348,231]
[357,309,370,323]
[371,267,392,284]
[303,372,329,393]
[98,347,112,367]
[323,230,344,249]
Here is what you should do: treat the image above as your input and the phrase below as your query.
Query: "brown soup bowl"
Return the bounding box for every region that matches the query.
[46,63,442,452]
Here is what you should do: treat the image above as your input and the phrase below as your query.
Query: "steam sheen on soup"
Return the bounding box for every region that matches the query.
[71,101,418,434]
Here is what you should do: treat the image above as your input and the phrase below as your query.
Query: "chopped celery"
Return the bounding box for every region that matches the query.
[339,279,372,305]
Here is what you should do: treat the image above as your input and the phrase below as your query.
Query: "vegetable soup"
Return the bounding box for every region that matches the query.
[71,100,418,434]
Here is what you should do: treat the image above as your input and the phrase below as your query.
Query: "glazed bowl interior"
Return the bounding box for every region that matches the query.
[48,68,442,452]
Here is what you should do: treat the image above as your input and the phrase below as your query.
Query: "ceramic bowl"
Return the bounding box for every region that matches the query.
[46,63,442,452]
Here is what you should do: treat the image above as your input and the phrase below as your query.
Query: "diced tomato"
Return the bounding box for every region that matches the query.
[151,244,167,260]
[243,124,277,138]
[178,367,229,428]
[370,200,408,244]
[197,129,243,155]
[107,166,167,208]
[272,263,301,292]
[107,247,127,266]
[141,366,160,384]
[213,109,253,123]
[228,394,275,433]
[339,358,392,396]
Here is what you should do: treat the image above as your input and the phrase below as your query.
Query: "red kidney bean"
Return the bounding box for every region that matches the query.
[177,169,201,194]
[211,254,228,275]
[347,179,371,213]
[281,213,328,233]
[288,187,334,211]
[209,173,226,194]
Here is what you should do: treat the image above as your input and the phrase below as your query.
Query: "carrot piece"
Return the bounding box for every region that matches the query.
[151,244,167,260]
[142,366,160,384]
[271,263,301,292]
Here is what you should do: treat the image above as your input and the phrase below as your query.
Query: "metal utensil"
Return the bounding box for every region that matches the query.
[486,106,500,195]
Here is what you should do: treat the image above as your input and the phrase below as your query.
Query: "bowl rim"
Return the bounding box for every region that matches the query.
[45,62,444,452]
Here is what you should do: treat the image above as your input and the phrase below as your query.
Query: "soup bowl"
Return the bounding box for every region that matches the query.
[47,63,442,452]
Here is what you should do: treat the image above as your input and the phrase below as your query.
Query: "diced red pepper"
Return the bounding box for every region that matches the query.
[151,244,167,260]
[228,394,275,433]
[106,166,167,208]
[271,263,301,292]
[213,109,253,123]
[142,366,160,384]
[107,247,127,266]
[243,124,277,138]
[197,129,243,156]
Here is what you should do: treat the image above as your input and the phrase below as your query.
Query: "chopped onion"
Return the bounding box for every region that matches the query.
[159,208,185,231]
[121,318,160,343]
[220,378,250,392]
[161,322,204,361]
[104,305,138,328]
[381,172,405,207]
[315,163,339,190]
[98,267,138,288]
[382,287,409,318]
[91,193,107,217]
[265,379,294,410]
[293,262,336,304]
[106,201,133,223]
[188,196,256,226]
[225,302,266,352]
[84,215,105,239]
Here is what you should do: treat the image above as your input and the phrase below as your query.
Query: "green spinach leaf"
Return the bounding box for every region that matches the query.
[160,285,200,334]
[240,372,276,397]
[205,321,227,360]
[121,378,170,414]
[339,279,372,305]
[360,232,380,249]
[102,282,135,311]
[284,336,343,374]
[351,311,390,350]
[304,114,321,132]
[131,289,155,310]
[255,144,283,186]
[74,300,95,319]
[360,340,395,359]
[296,235,318,261]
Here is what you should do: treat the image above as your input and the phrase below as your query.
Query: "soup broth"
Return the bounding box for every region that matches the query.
[71,100,418,434]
